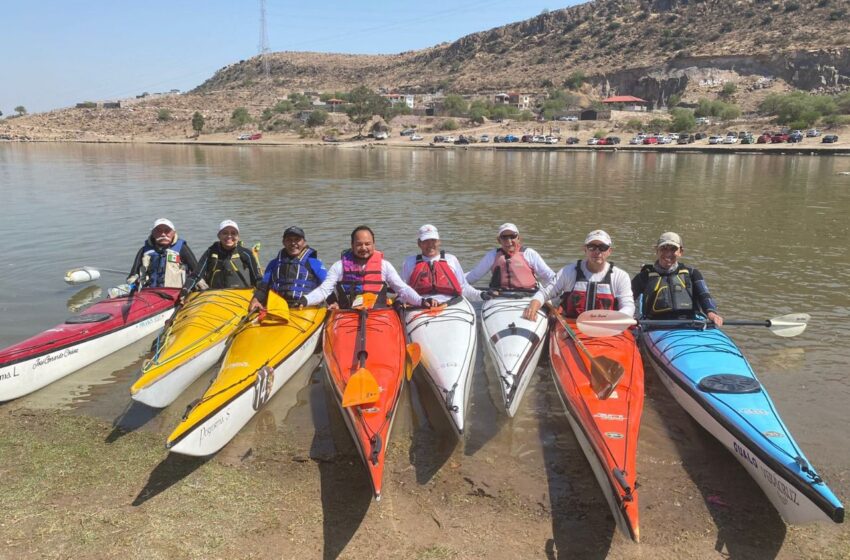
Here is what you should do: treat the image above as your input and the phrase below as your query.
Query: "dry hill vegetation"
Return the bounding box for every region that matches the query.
[2,0,849,141]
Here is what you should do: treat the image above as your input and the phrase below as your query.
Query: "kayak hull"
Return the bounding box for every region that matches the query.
[404,297,477,436]
[480,295,548,417]
[323,307,406,500]
[167,306,327,456]
[0,288,179,401]
[549,319,644,542]
[642,327,844,524]
[131,289,253,408]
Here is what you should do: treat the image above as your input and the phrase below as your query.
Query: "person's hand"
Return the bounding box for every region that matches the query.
[421,297,437,308]
[178,288,190,305]
[522,300,542,321]
[328,302,340,310]
[708,311,724,326]
[296,296,308,309]
[248,298,264,313]
[480,289,499,301]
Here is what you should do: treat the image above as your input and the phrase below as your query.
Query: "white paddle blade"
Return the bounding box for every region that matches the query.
[64,266,101,285]
[576,310,637,337]
[768,313,810,337]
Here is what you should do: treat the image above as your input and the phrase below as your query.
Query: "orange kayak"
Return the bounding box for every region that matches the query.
[549,318,644,542]
[323,307,406,500]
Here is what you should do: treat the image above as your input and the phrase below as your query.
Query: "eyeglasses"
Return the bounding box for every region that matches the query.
[499,234,518,240]
[585,244,610,252]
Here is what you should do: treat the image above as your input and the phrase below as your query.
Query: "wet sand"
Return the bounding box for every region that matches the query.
[1,332,848,559]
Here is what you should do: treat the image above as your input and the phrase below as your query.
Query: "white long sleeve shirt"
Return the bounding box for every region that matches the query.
[401,252,482,303]
[305,258,423,306]
[465,247,556,287]
[532,260,635,317]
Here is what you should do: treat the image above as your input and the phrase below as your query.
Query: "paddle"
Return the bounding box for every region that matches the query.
[576,309,810,338]
[64,266,129,285]
[546,303,623,400]
[405,342,422,381]
[342,308,381,407]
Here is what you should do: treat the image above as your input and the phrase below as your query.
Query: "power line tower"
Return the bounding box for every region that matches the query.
[258,0,271,79]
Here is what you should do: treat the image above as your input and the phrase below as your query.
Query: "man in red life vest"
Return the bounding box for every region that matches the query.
[304,225,435,309]
[401,224,483,304]
[522,229,635,321]
[465,223,555,293]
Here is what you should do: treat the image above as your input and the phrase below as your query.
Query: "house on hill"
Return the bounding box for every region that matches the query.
[601,95,649,112]
[494,92,532,110]
[382,93,415,109]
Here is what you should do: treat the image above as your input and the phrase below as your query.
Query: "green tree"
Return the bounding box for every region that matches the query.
[517,110,535,122]
[288,93,313,110]
[721,82,737,96]
[670,108,696,132]
[345,86,390,136]
[14,105,26,116]
[273,99,294,114]
[469,105,489,124]
[438,118,459,131]
[564,71,586,90]
[306,109,328,127]
[157,109,172,122]
[231,107,252,127]
[191,111,205,135]
[443,94,469,117]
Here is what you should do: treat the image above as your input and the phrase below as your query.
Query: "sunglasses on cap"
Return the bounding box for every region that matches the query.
[499,233,518,240]
[585,244,610,252]
[658,244,680,251]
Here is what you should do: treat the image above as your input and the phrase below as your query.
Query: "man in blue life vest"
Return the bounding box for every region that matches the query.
[182,220,262,300]
[127,218,198,289]
[465,223,555,294]
[522,229,635,321]
[249,226,327,311]
[401,224,483,304]
[631,231,724,325]
[304,225,435,309]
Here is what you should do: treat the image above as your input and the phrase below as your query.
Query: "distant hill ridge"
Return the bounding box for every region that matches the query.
[195,0,850,103]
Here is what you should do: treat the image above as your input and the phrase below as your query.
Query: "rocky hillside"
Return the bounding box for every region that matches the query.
[196,0,850,102]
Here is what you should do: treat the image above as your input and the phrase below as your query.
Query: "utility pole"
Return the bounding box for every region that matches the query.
[259,0,270,80]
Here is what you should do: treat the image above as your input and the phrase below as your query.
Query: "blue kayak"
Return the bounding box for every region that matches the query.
[641,326,844,524]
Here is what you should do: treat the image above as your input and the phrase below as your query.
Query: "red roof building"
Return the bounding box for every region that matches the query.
[601,95,649,111]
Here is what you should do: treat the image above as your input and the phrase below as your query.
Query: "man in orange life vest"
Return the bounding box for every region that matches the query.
[304,225,435,308]
[401,224,483,304]
[465,223,555,294]
[522,229,635,321]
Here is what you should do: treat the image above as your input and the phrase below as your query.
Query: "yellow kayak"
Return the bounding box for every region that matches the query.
[131,289,254,408]
[166,305,327,456]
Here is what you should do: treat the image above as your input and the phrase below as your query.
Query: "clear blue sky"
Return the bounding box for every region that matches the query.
[1,1,581,115]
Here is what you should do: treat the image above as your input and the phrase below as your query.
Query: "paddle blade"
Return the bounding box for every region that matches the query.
[768,313,809,337]
[577,310,637,338]
[265,291,290,322]
[590,357,625,400]
[405,342,422,381]
[342,367,380,407]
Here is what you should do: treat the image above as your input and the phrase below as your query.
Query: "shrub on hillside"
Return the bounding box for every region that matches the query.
[157,109,172,122]
[670,108,696,132]
[231,107,251,127]
[437,119,459,131]
[306,109,328,128]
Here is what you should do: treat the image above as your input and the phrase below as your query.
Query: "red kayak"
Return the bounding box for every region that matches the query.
[323,306,407,500]
[0,288,179,401]
[549,317,644,542]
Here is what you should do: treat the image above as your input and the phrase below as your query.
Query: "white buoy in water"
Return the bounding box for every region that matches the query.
[64,266,102,285]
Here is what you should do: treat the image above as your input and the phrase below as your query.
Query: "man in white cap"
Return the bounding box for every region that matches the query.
[522,229,634,320]
[401,224,482,304]
[631,231,723,325]
[127,218,198,289]
[466,223,555,293]
[183,219,261,298]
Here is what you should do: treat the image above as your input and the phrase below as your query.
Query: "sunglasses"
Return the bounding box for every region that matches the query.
[499,234,518,240]
[658,244,680,252]
[585,244,610,252]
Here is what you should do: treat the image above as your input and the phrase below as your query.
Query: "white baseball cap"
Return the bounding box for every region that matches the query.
[218,219,239,233]
[656,231,682,248]
[498,223,519,235]
[584,229,612,246]
[152,218,175,231]
[418,224,439,241]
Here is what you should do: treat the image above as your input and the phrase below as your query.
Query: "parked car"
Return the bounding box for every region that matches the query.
[587,137,600,145]
[249,133,262,140]
[597,138,610,145]
[455,136,470,145]
[722,135,738,144]
[695,117,711,125]
[321,135,338,142]
[708,135,724,145]
[642,136,659,145]
[806,129,821,137]
[545,136,560,144]
[521,134,534,143]
[629,136,642,145]
[677,134,695,144]
[480,134,490,143]
[493,135,504,143]
[237,133,252,140]
[822,135,839,143]
[657,136,672,144]
[771,133,790,143]
[558,115,579,121]
[410,134,423,141]
[788,131,804,143]
[757,133,772,144]
[400,128,416,136]
[694,132,707,140]
[739,134,755,144]
[374,131,389,140]
[433,135,446,143]
[605,136,621,145]
[565,137,580,144]
[443,136,456,143]
[503,134,519,142]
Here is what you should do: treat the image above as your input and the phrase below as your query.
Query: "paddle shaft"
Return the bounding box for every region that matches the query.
[356,308,368,368]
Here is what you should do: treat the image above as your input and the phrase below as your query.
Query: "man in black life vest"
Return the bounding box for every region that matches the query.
[631,231,724,325]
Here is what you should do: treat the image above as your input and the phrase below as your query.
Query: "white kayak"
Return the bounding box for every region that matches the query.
[480,291,549,417]
[404,296,477,436]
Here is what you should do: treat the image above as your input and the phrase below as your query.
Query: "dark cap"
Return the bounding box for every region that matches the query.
[283,226,305,239]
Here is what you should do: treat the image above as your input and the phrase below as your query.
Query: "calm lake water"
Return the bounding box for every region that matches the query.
[1,143,848,521]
